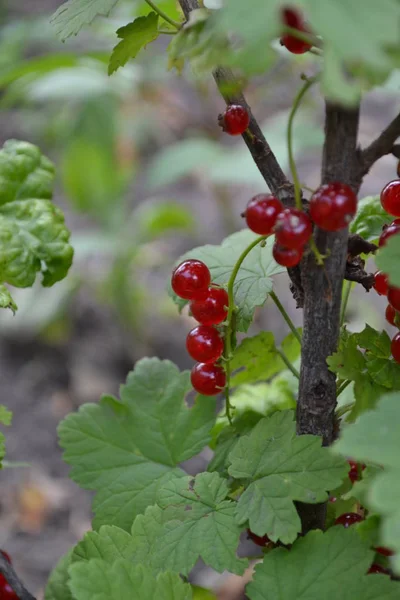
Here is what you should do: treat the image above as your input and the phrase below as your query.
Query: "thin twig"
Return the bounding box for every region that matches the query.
[144,0,181,28]
[276,348,300,379]
[0,554,36,600]
[269,291,302,345]
[360,112,400,177]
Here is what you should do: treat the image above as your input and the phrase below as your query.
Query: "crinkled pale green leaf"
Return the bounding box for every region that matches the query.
[108,13,159,75]
[59,358,216,530]
[45,551,74,600]
[376,233,400,288]
[0,405,12,426]
[131,473,247,575]
[72,526,136,564]
[334,392,400,572]
[350,196,392,241]
[51,0,120,41]
[228,411,347,544]
[247,527,400,600]
[0,285,17,313]
[69,560,192,600]
[172,230,284,332]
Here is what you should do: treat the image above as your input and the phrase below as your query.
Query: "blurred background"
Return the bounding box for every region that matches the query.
[0,0,398,597]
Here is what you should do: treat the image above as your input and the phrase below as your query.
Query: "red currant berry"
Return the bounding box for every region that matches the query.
[191,363,226,396]
[171,259,211,300]
[379,223,400,247]
[386,304,398,327]
[388,287,400,311]
[220,105,250,136]
[274,208,312,249]
[273,243,303,267]
[348,460,366,484]
[186,325,224,364]
[0,552,11,564]
[373,271,389,296]
[280,7,312,54]
[375,546,394,557]
[189,287,228,326]
[247,529,272,547]
[368,563,389,575]
[381,180,400,217]
[309,183,357,231]
[329,496,337,503]
[391,331,400,363]
[244,194,283,235]
[334,512,363,528]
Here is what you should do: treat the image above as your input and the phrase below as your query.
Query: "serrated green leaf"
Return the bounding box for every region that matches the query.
[0,405,12,426]
[132,473,247,575]
[108,13,159,75]
[171,230,284,332]
[247,527,400,600]
[45,551,74,600]
[376,233,400,288]
[0,285,17,313]
[228,411,347,544]
[50,0,120,42]
[327,329,366,381]
[72,526,136,564]
[69,560,192,600]
[350,196,392,241]
[59,358,216,530]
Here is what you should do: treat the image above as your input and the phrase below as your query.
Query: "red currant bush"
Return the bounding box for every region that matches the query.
[379,222,400,247]
[247,529,273,547]
[386,304,398,327]
[244,194,283,235]
[190,286,228,326]
[280,7,312,54]
[273,243,303,267]
[334,513,363,528]
[381,180,400,217]
[309,182,357,231]
[274,208,312,249]
[186,325,224,364]
[220,105,250,136]
[391,331,400,363]
[388,287,400,311]
[373,271,389,296]
[191,362,226,396]
[171,259,211,300]
[348,460,365,484]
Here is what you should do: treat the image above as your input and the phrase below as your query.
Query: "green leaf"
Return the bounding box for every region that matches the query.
[171,230,284,332]
[131,472,247,575]
[376,233,400,288]
[45,551,74,600]
[231,331,300,386]
[350,196,392,241]
[58,358,216,530]
[0,285,17,313]
[135,201,195,240]
[0,140,73,288]
[108,13,159,76]
[327,329,366,381]
[228,411,347,544]
[72,526,136,563]
[0,405,12,426]
[192,586,217,600]
[247,527,400,600]
[334,392,400,572]
[50,0,120,42]
[69,560,193,600]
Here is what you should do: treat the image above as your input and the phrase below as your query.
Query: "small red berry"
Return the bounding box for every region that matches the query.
[186,325,224,364]
[247,529,272,547]
[329,496,337,503]
[191,363,226,396]
[273,243,303,267]
[386,304,398,327]
[381,180,400,217]
[379,223,400,247]
[375,546,394,557]
[373,271,389,296]
[348,460,365,484]
[244,194,283,235]
[280,7,312,54]
[220,105,250,136]
[368,563,389,575]
[274,208,312,249]
[171,259,211,300]
[190,287,228,326]
[388,287,400,311]
[334,512,363,528]
[391,331,400,363]
[309,183,357,231]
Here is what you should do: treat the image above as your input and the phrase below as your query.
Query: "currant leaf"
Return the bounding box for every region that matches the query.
[350,196,392,241]
[108,13,160,75]
[376,233,400,288]
[0,285,17,314]
[50,0,120,41]
[44,551,74,600]
[72,526,136,563]
[58,358,216,530]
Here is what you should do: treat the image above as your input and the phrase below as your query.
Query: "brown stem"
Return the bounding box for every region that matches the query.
[360,112,400,177]
[0,554,36,600]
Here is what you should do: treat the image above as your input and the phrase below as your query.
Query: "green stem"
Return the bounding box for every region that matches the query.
[269,291,302,345]
[276,348,300,379]
[335,399,353,419]
[340,280,352,327]
[144,0,181,28]
[337,379,352,398]
[158,29,177,34]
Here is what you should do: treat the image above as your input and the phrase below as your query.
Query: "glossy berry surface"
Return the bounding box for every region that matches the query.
[273,243,303,267]
[386,304,398,327]
[190,287,228,326]
[348,460,365,484]
[171,259,211,300]
[373,271,389,296]
[247,529,272,547]
[334,512,363,528]
[379,223,400,247]
[0,578,18,600]
[375,546,394,557]
[381,180,400,216]
[309,182,357,231]
[388,287,400,311]
[191,363,226,396]
[391,331,400,363]
[368,563,389,575]
[186,325,224,364]
[274,208,312,249]
[244,194,283,235]
[221,105,250,136]
[280,8,312,54]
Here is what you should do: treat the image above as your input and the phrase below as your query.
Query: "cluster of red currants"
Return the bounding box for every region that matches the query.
[0,551,18,599]
[171,259,229,396]
[373,180,400,363]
